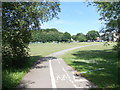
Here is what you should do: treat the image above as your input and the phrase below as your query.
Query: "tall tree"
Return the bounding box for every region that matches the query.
[31,28,63,43]
[92,2,120,33]
[86,30,100,41]
[72,33,86,42]
[90,2,120,45]
[62,32,71,42]
[2,2,60,68]
[76,33,86,42]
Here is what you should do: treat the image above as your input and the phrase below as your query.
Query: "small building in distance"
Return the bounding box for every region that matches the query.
[99,31,119,42]
[113,32,119,42]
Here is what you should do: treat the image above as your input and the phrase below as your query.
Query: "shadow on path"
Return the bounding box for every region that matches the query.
[17,56,58,88]
[32,56,57,69]
[2,55,58,88]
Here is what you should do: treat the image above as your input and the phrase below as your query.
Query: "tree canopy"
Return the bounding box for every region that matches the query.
[72,33,86,42]
[2,2,60,68]
[86,30,100,41]
[91,2,120,54]
[31,28,73,43]
[62,32,71,42]
[92,2,120,33]
[31,28,63,43]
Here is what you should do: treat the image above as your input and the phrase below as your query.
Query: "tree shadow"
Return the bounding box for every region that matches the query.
[70,49,119,88]
[32,56,57,69]
[2,55,42,88]
[2,55,57,88]
[16,56,57,88]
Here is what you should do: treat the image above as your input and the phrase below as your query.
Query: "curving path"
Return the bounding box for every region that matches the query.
[18,44,99,88]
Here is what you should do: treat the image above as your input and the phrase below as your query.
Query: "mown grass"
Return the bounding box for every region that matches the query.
[3,42,94,88]
[29,42,96,56]
[61,42,119,88]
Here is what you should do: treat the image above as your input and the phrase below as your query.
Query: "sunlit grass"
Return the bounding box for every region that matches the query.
[2,70,25,88]
[61,42,119,88]
[3,42,95,88]
[29,42,96,56]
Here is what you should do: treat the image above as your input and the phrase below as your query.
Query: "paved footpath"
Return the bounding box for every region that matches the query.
[18,44,99,88]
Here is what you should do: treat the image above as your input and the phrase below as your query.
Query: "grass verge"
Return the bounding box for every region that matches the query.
[2,55,42,88]
[61,42,119,88]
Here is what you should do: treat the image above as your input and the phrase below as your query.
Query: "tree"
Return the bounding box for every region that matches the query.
[91,2,120,33]
[86,30,100,41]
[31,28,63,43]
[2,2,60,68]
[90,2,120,41]
[61,32,71,42]
[90,1,120,57]
[92,2,120,49]
[72,33,86,42]
[76,33,86,42]
[72,35,76,41]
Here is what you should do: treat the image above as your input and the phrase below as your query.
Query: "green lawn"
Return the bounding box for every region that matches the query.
[61,42,119,88]
[29,42,95,56]
[3,42,94,88]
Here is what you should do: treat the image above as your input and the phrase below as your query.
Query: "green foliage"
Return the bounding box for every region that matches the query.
[61,32,71,42]
[2,2,60,68]
[31,28,63,43]
[92,2,120,33]
[72,35,76,41]
[86,30,100,41]
[2,55,42,88]
[91,2,120,58]
[31,29,72,43]
[77,35,86,42]
[72,33,86,42]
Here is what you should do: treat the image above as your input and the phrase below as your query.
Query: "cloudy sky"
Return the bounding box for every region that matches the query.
[41,2,103,35]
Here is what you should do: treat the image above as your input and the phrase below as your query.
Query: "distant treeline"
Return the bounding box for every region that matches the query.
[31,28,71,43]
[31,28,100,43]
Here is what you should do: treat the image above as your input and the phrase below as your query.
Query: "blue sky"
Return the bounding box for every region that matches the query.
[41,2,103,35]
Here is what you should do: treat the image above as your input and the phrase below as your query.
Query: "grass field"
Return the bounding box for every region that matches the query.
[29,42,94,56]
[61,42,119,88]
[3,42,94,88]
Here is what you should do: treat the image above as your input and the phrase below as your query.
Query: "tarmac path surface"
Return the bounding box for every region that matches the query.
[18,44,99,88]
